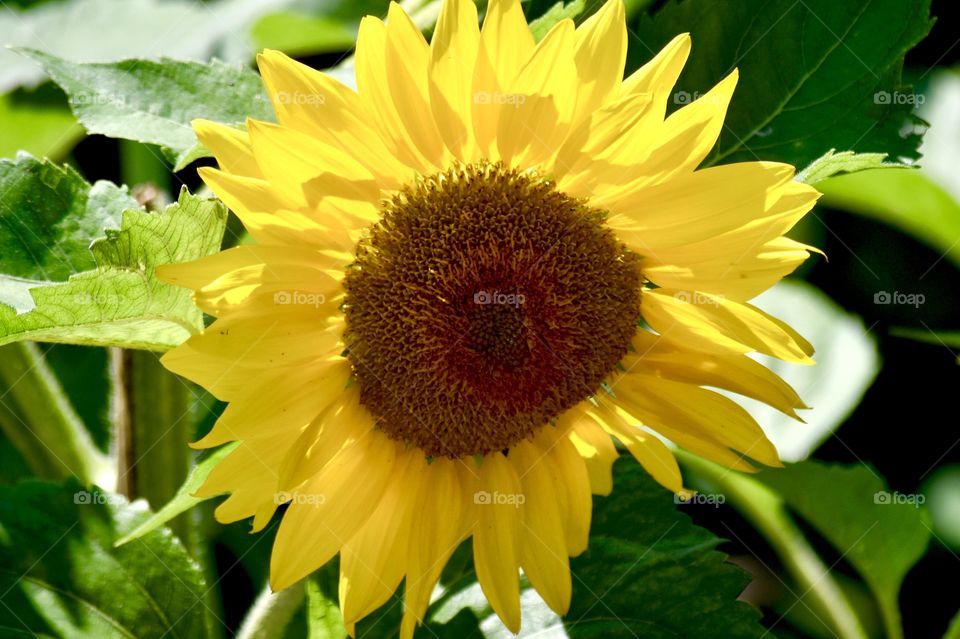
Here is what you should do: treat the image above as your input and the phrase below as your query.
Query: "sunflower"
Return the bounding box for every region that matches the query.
[158,0,820,635]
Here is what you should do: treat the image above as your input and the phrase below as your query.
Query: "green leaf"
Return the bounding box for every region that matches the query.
[0,153,139,282]
[0,87,82,160]
[562,459,764,638]
[0,186,227,350]
[528,0,586,41]
[797,149,906,185]
[818,168,960,269]
[20,50,274,170]
[738,281,880,462]
[306,574,347,639]
[632,0,934,168]
[759,461,931,639]
[115,443,237,546]
[0,479,210,638]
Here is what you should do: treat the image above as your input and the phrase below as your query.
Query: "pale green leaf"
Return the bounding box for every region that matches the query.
[0,187,227,350]
[797,149,906,185]
[20,50,274,170]
[115,443,237,546]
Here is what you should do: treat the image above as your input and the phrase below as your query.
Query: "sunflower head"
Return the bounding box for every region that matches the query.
[158,0,820,635]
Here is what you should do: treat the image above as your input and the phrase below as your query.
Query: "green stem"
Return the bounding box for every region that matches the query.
[676,450,870,639]
[112,349,192,544]
[236,583,307,639]
[0,342,111,484]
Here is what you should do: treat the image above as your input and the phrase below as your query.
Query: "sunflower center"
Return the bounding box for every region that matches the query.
[342,162,641,458]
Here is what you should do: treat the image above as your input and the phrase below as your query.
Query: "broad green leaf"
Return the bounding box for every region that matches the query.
[0,0,294,93]
[0,187,227,350]
[0,153,139,281]
[818,168,960,268]
[736,281,880,462]
[528,0,586,41]
[0,87,82,160]
[20,50,274,170]
[0,479,209,638]
[306,574,347,639]
[563,460,764,638]
[797,149,906,185]
[759,461,931,639]
[632,0,934,168]
[115,443,237,546]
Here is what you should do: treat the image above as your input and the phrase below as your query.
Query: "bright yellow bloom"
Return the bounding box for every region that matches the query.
[159,0,820,635]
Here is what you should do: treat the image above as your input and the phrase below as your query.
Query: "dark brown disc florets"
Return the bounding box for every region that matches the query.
[342,162,641,458]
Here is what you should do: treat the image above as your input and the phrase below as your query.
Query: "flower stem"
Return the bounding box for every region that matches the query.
[236,583,307,639]
[0,342,111,484]
[676,450,870,639]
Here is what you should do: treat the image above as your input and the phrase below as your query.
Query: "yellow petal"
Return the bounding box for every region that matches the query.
[256,49,412,187]
[429,0,480,160]
[564,414,618,496]
[614,374,783,467]
[384,3,447,168]
[270,432,399,590]
[588,404,685,493]
[193,119,261,178]
[549,435,592,556]
[192,357,350,448]
[354,15,436,173]
[496,18,577,167]
[278,387,372,490]
[472,0,534,158]
[620,33,691,117]
[627,331,808,418]
[641,287,814,363]
[340,450,419,625]
[401,457,468,639]
[511,442,572,615]
[604,161,795,250]
[472,452,522,632]
[570,0,627,124]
